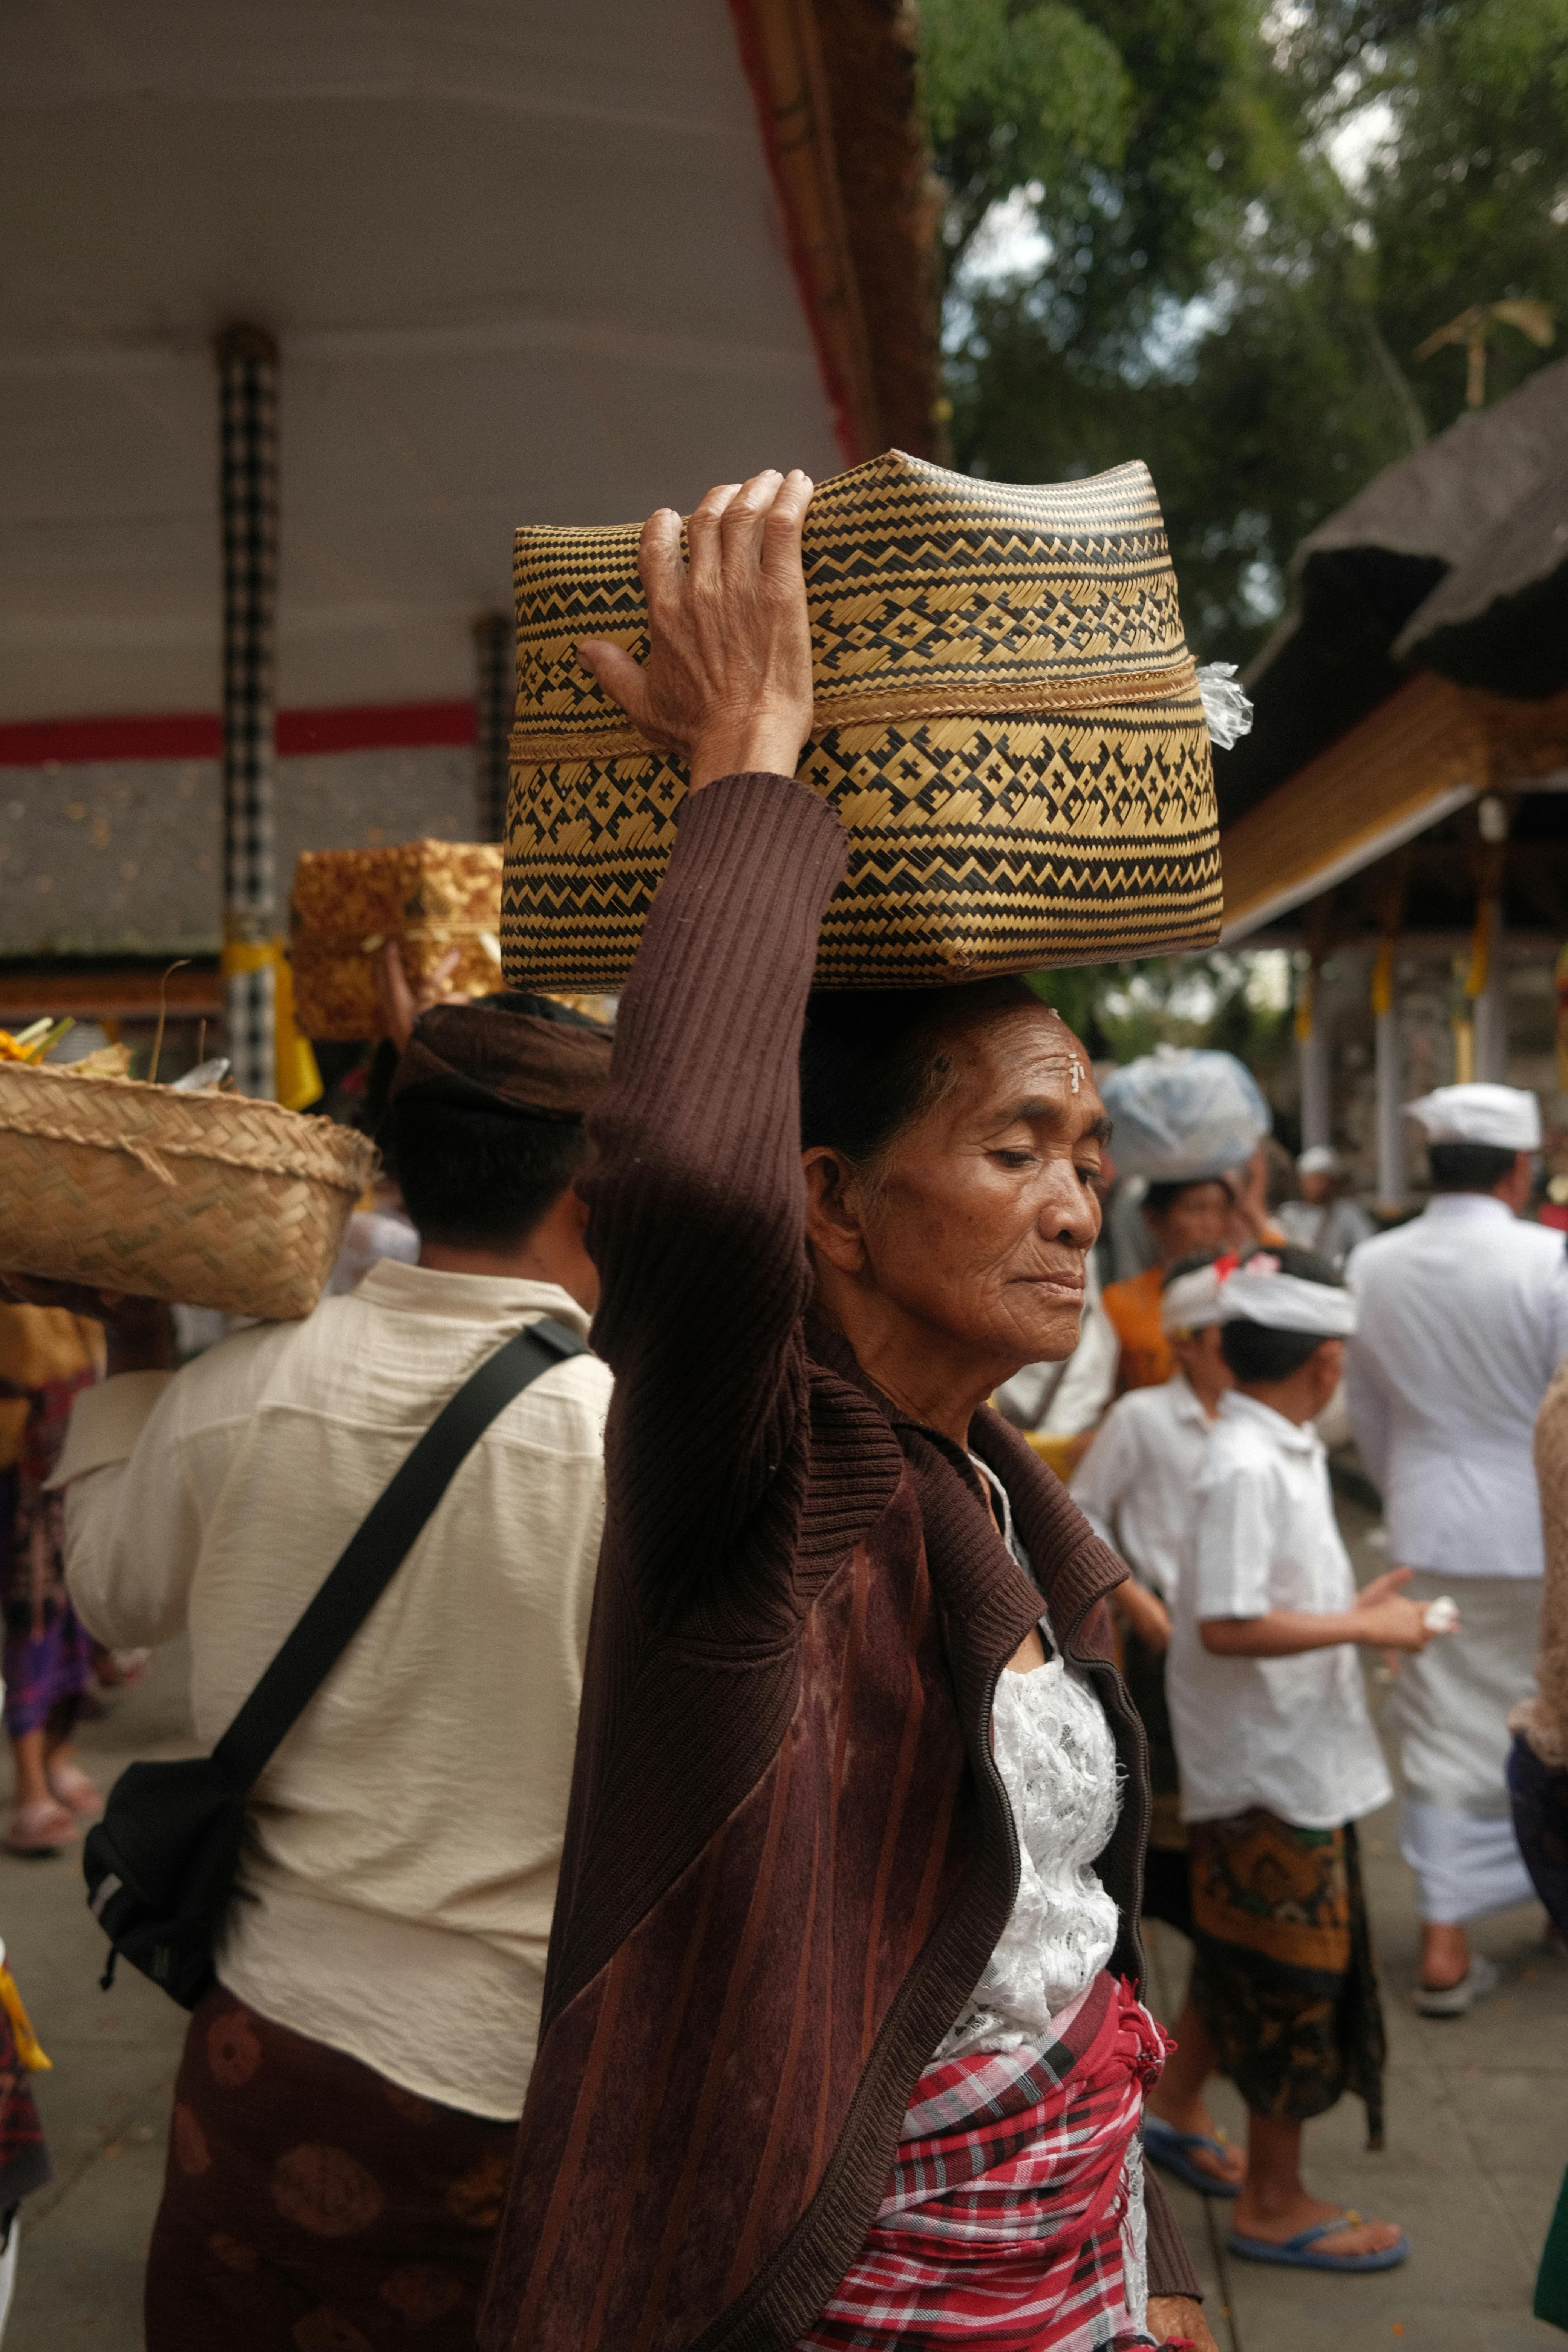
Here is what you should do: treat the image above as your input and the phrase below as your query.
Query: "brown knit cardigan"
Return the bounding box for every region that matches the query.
[480,774,1200,2350]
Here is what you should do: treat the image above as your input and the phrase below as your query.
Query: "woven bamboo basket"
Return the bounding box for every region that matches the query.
[0,1066,378,1321]
[502,449,1223,991]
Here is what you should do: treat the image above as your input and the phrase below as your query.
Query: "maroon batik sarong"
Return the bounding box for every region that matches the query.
[796,1973,1169,2352]
[145,1988,517,2352]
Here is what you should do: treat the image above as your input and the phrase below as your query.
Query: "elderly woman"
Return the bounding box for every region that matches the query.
[481,472,1211,2351]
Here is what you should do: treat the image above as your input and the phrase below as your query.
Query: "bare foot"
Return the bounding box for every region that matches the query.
[1145,2095,1247,2190]
[1232,2189,1403,2258]
[47,1761,102,1817]
[7,1798,79,1854]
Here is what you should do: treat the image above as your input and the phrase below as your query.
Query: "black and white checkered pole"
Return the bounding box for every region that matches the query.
[472,611,511,841]
[216,323,280,1099]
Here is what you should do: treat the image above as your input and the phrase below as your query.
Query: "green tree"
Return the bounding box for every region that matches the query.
[925,0,1568,663]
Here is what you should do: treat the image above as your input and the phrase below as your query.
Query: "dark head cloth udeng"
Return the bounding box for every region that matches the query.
[390,996,612,1122]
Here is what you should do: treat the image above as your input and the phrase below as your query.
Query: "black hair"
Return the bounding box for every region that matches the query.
[1160,1246,1223,1292]
[381,1097,588,1249]
[1144,1176,1230,1218]
[1427,1140,1519,1193]
[798,978,1040,1162]
[1219,1244,1344,1384]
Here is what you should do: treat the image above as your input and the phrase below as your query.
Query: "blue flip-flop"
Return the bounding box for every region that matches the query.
[1142,2114,1242,2199]
[1228,2212,1410,2272]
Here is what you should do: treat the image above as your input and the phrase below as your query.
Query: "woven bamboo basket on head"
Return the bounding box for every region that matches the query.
[502,449,1223,991]
[0,1066,378,1321]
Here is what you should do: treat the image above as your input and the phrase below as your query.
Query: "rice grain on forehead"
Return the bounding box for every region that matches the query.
[799,980,1078,1174]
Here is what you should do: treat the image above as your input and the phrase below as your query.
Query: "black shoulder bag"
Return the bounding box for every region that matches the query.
[82,1316,587,2010]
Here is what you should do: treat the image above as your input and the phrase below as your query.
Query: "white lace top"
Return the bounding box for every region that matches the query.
[934,1462,1124,2062]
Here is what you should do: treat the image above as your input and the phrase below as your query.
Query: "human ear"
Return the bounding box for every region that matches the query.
[802,1147,869,1273]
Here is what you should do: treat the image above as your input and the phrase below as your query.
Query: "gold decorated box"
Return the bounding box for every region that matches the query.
[291,841,504,1040]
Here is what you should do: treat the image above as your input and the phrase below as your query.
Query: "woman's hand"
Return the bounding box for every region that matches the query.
[374,940,463,1052]
[1146,2294,1218,2350]
[579,468,815,792]
[1223,1145,1274,1243]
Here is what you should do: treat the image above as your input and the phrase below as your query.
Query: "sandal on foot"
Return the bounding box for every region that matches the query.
[6,1799,80,1855]
[1412,1952,1499,2017]
[1228,2211,1409,2272]
[46,1762,102,1817]
[1144,2115,1242,2198]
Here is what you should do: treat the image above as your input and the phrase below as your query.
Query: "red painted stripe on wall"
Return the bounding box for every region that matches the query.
[0,701,477,767]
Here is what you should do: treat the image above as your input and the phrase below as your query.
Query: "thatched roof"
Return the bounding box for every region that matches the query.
[1222,355,1568,829]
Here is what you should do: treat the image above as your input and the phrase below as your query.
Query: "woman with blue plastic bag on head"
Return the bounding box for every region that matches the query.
[1098,1051,1277,1394]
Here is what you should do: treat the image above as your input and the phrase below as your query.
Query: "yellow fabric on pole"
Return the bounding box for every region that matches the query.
[1294,967,1315,1045]
[1371,938,1394,1021]
[0,1963,50,2071]
[1465,900,1492,1001]
[220,939,323,1113]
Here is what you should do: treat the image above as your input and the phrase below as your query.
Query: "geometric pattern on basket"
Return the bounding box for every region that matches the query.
[0,1066,378,1321]
[504,450,1222,991]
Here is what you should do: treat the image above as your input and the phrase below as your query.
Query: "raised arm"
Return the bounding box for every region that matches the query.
[576,472,848,1618]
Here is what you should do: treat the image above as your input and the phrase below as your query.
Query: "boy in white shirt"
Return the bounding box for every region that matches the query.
[1165,1247,1450,2276]
[1073,1250,1231,1923]
[1073,1250,1245,2198]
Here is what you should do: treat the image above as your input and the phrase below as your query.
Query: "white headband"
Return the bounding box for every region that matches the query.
[1213,1252,1358,1338]
[1160,1263,1227,1335]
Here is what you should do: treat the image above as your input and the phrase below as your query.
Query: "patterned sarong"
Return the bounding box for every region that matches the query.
[145,1988,517,2351]
[1187,1808,1385,2147]
[796,1974,1168,2352]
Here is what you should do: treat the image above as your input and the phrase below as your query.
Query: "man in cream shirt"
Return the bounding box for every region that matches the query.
[52,996,612,2350]
[1346,1082,1568,2015]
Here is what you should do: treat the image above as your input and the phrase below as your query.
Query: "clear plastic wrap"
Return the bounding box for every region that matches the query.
[1100,1045,1271,1181]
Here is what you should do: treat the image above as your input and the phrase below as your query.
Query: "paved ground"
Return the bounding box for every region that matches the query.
[5,1516,1566,2350]
[3,1640,195,2349]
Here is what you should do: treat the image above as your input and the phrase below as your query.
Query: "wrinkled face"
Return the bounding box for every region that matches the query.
[851,1005,1106,1370]
[1148,1180,1231,1265]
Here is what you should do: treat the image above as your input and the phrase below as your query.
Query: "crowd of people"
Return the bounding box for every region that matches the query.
[1,467,1566,2347]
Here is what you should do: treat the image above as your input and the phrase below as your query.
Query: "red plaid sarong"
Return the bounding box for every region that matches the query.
[797,1974,1168,2351]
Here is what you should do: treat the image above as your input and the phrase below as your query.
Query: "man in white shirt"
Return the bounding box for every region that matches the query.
[1276,1147,1373,1269]
[1345,1081,1568,2014]
[52,995,614,2351]
[1165,1248,1442,2275]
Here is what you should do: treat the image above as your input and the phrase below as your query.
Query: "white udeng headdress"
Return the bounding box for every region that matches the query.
[1213,1250,1358,1338]
[1159,1261,1227,1335]
[1402,1083,1541,1152]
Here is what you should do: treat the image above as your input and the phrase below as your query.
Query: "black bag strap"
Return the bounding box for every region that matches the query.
[211,1315,587,1793]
